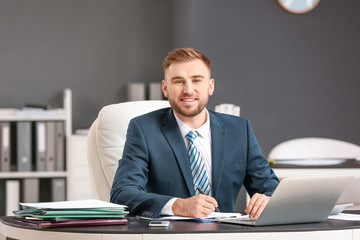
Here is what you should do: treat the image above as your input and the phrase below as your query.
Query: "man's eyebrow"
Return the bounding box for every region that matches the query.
[191,75,205,79]
[170,75,205,81]
[170,76,185,81]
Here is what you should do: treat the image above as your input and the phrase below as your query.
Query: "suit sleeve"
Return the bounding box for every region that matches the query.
[243,119,279,197]
[110,119,173,218]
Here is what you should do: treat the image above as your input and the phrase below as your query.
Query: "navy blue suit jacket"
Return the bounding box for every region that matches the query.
[110,108,279,218]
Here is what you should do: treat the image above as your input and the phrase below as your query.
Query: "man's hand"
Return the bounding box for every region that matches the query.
[172,194,218,217]
[244,193,270,219]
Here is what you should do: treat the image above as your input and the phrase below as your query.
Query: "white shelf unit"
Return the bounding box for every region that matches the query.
[0,89,72,215]
[0,89,72,136]
[0,171,67,179]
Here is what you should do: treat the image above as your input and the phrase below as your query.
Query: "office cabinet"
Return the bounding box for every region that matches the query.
[0,89,71,215]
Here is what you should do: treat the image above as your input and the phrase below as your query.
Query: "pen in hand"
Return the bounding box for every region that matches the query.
[195,185,220,212]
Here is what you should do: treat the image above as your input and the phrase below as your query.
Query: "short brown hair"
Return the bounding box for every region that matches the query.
[163,48,211,71]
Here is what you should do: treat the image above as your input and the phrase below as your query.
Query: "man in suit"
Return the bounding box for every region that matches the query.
[110,48,279,218]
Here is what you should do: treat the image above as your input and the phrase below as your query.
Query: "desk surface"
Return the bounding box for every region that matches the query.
[1,211,360,240]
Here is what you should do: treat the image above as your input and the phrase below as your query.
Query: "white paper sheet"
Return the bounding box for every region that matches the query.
[143,212,242,221]
[328,213,360,221]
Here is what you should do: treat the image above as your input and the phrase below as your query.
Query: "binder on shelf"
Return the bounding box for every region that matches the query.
[149,82,163,100]
[16,122,32,172]
[6,180,20,216]
[35,121,46,171]
[39,178,52,202]
[0,123,1,172]
[51,178,66,202]
[22,178,39,203]
[45,121,55,171]
[55,121,65,171]
[0,180,6,216]
[1,122,11,172]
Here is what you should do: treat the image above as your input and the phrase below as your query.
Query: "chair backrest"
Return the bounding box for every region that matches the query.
[214,103,240,117]
[87,100,170,201]
[268,137,360,160]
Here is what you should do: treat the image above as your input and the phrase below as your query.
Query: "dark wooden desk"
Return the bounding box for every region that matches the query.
[1,212,360,240]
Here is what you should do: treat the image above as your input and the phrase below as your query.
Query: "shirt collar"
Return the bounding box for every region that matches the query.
[173,109,211,140]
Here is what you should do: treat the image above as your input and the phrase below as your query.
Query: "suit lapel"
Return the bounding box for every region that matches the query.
[161,109,195,196]
[209,111,226,199]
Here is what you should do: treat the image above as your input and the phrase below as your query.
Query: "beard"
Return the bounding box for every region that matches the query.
[168,95,209,118]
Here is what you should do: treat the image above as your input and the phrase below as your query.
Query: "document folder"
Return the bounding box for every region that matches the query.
[14,218,128,228]
[45,122,55,171]
[35,121,46,171]
[1,122,11,172]
[51,178,66,201]
[6,180,20,216]
[23,178,39,203]
[55,121,65,171]
[0,180,6,216]
[16,122,32,172]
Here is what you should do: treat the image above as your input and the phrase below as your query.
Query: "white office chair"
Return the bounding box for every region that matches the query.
[87,100,170,201]
[268,137,360,208]
[87,100,246,210]
[268,138,360,160]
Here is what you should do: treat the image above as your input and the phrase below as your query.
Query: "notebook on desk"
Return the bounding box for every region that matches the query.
[218,176,353,226]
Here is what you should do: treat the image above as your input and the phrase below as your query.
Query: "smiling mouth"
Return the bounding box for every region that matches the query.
[181,98,197,102]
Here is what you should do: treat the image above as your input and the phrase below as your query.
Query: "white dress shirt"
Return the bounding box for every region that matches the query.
[160,110,212,215]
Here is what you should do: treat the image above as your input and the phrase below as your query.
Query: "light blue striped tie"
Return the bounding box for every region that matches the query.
[186,130,211,195]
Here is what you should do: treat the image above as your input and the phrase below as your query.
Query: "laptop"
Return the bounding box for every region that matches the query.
[218,176,353,226]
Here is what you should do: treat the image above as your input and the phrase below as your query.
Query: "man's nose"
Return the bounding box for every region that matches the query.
[183,82,194,94]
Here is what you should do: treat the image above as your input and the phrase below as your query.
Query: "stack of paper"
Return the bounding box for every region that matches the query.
[142,212,242,223]
[13,199,128,228]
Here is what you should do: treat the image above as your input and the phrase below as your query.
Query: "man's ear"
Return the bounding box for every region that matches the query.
[162,80,168,98]
[209,78,215,96]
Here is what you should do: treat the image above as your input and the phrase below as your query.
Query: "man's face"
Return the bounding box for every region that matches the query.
[162,59,215,119]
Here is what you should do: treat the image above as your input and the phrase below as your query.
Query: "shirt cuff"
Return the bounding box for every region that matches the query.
[160,198,178,216]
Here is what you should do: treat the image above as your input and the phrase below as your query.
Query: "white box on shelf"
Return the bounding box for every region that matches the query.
[67,134,92,201]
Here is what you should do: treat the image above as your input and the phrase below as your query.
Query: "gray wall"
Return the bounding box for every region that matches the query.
[0,0,172,129]
[1,0,359,156]
[172,0,360,155]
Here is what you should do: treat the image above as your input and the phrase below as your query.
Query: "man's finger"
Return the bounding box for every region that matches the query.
[245,193,260,215]
[245,193,270,218]
[250,196,269,218]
